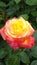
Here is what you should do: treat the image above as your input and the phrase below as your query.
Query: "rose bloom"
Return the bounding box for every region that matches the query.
[0,29,0,34]
[0,17,35,50]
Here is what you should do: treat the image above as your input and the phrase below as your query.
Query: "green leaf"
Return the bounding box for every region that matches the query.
[0,48,8,59]
[25,0,37,6]
[0,40,13,57]
[0,2,6,7]
[0,15,3,20]
[8,0,15,6]
[0,62,4,65]
[0,8,4,12]
[20,14,29,20]
[31,46,37,58]
[5,53,20,65]
[25,6,36,14]
[31,11,37,17]
[0,24,3,28]
[20,51,30,64]
[6,5,19,17]
[31,60,37,65]
[33,31,37,41]
[36,18,37,23]
[0,39,7,48]
[14,0,20,4]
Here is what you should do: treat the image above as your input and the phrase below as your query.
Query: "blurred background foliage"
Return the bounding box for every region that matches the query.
[0,0,37,65]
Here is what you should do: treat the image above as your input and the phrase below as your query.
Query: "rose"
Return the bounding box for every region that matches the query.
[0,17,35,50]
[0,29,0,34]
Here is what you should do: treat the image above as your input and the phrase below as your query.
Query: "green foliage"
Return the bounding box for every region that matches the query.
[14,0,20,4]
[0,62,4,65]
[36,18,37,23]
[19,14,29,20]
[20,51,30,64]
[25,0,37,6]
[31,11,37,17]
[33,31,37,42]
[0,0,37,65]
[31,60,37,65]
[0,48,8,59]
[0,2,6,7]
[30,46,37,58]
[5,53,20,65]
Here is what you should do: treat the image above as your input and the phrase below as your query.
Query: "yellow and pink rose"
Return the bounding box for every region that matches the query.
[0,17,35,50]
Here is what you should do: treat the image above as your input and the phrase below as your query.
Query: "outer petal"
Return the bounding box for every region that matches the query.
[0,26,7,40]
[6,39,19,50]
[6,37,26,50]
[18,36,35,48]
[0,30,1,33]
[0,26,19,50]
[19,17,35,36]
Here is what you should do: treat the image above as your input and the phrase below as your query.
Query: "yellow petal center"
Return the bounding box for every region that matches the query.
[10,19,26,37]
[7,17,34,37]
